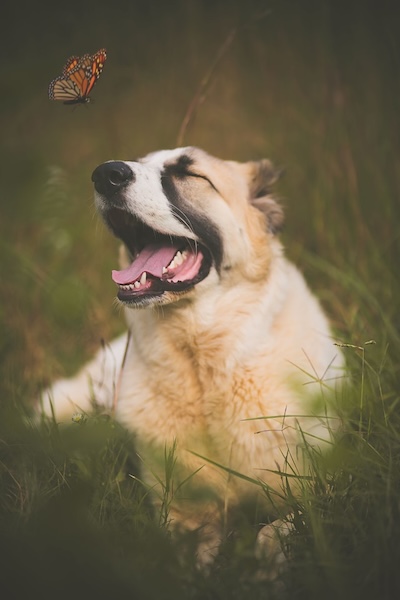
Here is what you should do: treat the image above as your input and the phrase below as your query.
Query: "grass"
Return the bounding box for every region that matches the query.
[1,0,400,598]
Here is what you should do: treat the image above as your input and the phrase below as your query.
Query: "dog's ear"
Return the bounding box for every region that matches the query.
[247,159,284,234]
[248,159,282,197]
[251,195,285,235]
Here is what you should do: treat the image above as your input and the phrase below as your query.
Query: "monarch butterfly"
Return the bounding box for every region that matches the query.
[48,49,107,105]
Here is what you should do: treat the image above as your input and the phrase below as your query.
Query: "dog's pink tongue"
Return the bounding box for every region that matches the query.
[112,243,179,285]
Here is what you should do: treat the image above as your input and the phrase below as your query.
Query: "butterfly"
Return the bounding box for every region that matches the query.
[48,49,107,105]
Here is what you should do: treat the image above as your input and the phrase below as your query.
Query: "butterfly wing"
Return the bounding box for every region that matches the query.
[77,49,107,97]
[66,63,92,99]
[63,55,80,74]
[49,48,107,104]
[48,75,86,104]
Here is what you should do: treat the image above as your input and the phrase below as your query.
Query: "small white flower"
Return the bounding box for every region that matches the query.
[71,412,87,424]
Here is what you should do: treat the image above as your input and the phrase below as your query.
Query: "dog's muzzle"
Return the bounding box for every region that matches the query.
[91,161,135,196]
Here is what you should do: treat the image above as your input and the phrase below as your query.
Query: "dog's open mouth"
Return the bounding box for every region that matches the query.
[105,208,212,305]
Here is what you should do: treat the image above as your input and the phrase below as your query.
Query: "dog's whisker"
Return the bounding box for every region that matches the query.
[171,205,196,238]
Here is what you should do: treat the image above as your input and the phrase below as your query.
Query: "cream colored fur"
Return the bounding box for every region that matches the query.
[40,147,344,561]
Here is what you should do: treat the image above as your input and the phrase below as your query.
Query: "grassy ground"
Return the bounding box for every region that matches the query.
[1,0,399,598]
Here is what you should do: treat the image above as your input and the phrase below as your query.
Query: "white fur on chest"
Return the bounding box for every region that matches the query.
[111,254,341,497]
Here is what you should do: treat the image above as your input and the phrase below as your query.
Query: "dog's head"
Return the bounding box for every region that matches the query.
[92,147,283,308]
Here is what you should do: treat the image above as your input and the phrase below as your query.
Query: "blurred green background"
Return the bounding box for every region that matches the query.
[1,1,400,597]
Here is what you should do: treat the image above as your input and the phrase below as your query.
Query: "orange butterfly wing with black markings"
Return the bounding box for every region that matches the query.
[48,49,107,105]
[63,55,80,74]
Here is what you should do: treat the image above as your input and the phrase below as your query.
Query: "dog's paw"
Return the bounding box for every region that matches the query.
[255,518,293,578]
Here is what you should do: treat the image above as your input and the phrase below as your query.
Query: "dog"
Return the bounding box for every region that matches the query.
[40,146,344,564]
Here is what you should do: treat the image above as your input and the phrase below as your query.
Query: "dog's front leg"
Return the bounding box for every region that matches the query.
[37,333,129,422]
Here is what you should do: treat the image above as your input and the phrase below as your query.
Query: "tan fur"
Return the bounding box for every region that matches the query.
[40,147,344,561]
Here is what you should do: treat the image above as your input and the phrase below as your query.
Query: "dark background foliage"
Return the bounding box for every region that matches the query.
[0,1,399,598]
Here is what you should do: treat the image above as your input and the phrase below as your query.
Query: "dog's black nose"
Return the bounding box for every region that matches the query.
[91,161,135,196]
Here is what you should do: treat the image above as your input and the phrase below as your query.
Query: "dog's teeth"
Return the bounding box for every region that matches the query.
[128,284,135,290]
[167,249,187,271]
[162,267,167,274]
[140,272,147,285]
[134,281,140,289]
